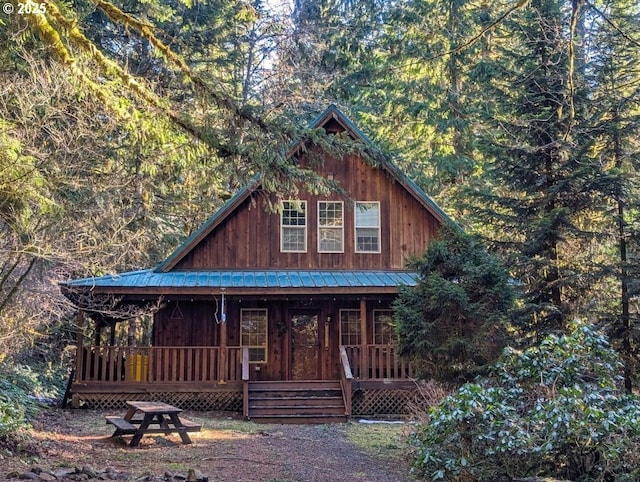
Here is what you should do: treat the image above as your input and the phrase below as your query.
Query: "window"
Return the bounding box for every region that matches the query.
[355,202,380,253]
[340,309,361,345]
[318,201,344,252]
[240,309,268,363]
[373,310,395,345]
[281,201,306,252]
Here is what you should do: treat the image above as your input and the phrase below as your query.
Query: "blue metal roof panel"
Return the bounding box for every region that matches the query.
[299,271,312,287]
[360,271,379,286]
[288,271,302,287]
[254,271,266,286]
[309,271,325,286]
[61,269,418,289]
[330,272,348,286]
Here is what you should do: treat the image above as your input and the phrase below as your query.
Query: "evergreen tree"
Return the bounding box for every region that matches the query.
[471,0,597,339]
[394,223,513,382]
[586,0,640,391]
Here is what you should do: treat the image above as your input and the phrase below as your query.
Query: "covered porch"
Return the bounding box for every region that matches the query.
[63,269,420,419]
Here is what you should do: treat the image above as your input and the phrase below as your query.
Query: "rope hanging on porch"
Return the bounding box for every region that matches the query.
[213,290,226,324]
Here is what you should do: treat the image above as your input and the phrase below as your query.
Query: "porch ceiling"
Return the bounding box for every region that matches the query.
[60,269,418,296]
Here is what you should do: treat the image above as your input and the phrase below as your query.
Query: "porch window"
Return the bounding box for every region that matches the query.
[340,309,361,345]
[281,201,307,252]
[355,202,380,253]
[240,309,268,363]
[318,201,344,252]
[373,310,395,344]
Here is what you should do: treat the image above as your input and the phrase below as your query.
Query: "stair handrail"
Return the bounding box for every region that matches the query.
[242,347,249,419]
[339,345,353,417]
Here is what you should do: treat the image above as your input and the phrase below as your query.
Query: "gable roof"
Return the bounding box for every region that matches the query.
[156,104,454,273]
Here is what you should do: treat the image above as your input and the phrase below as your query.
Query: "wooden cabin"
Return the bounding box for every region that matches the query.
[60,105,453,423]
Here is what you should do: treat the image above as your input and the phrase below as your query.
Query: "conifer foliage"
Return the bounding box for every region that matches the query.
[394,223,513,382]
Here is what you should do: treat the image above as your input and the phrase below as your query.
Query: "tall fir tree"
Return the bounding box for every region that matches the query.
[471,0,598,339]
[586,0,640,390]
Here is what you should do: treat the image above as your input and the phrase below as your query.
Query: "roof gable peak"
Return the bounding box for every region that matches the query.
[155,105,455,273]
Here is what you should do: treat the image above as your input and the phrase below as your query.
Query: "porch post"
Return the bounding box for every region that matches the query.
[75,310,85,383]
[109,321,117,345]
[360,297,368,379]
[219,319,227,383]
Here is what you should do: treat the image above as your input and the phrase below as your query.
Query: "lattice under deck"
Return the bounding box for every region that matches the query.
[351,388,415,417]
[74,387,416,417]
[73,391,242,412]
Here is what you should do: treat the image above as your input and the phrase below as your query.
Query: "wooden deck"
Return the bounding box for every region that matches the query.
[71,344,416,418]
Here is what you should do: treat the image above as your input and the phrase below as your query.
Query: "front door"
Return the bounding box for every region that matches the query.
[290,310,320,380]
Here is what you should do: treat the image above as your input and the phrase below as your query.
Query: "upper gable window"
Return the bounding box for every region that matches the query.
[281,201,307,252]
[355,202,381,253]
[318,201,344,253]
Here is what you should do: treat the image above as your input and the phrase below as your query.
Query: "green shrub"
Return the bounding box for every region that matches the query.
[0,361,60,436]
[409,322,640,481]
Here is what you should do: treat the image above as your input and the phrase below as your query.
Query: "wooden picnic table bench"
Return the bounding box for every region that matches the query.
[106,401,201,447]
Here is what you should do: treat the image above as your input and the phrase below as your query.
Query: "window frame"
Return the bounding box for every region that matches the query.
[240,308,268,363]
[339,309,361,346]
[373,309,395,345]
[317,200,344,253]
[354,201,381,253]
[280,200,307,253]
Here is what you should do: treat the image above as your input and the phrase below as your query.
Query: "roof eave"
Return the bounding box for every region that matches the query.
[60,285,406,297]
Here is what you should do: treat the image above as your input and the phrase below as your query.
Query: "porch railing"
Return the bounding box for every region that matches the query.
[76,344,411,384]
[76,346,242,384]
[341,344,413,380]
[339,346,353,416]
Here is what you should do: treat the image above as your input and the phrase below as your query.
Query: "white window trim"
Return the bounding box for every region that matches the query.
[317,200,344,253]
[280,200,307,253]
[240,308,268,364]
[373,309,395,345]
[354,201,381,253]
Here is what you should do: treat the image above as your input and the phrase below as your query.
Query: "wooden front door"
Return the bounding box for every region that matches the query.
[290,310,321,380]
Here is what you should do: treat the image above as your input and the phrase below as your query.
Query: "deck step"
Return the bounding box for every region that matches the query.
[251,415,348,424]
[247,380,347,424]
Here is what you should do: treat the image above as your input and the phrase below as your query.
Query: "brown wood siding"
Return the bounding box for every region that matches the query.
[173,151,441,271]
[148,296,398,383]
[154,301,222,347]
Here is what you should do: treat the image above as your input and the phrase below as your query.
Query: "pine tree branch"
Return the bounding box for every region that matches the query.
[91,0,272,134]
[437,0,531,60]
[586,1,640,49]
[386,0,530,71]
[35,1,244,157]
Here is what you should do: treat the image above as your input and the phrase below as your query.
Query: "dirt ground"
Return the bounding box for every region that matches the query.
[0,409,416,481]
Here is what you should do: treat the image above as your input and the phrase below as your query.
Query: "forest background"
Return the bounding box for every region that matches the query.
[0,0,639,415]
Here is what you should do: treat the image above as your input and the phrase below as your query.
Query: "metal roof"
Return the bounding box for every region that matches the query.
[61,269,418,290]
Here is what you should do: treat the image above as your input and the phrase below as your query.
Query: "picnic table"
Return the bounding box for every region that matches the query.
[106,401,201,447]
